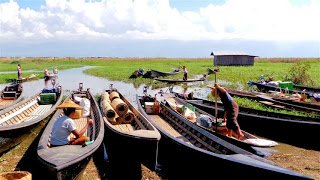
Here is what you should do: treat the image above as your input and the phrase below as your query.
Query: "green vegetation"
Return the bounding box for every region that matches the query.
[284,62,315,85]
[0,57,319,87]
[0,58,319,132]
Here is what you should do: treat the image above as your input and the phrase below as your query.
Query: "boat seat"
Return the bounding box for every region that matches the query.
[68,117,89,139]
[2,91,17,99]
[24,105,52,122]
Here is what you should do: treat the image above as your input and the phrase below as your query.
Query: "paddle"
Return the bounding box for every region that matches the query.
[213,68,220,131]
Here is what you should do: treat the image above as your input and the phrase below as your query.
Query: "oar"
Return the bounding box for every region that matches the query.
[213,68,220,131]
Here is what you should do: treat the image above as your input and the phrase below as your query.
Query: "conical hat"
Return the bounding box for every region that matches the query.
[57,99,83,109]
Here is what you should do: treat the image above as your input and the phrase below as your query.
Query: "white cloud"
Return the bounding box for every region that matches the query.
[0,0,319,41]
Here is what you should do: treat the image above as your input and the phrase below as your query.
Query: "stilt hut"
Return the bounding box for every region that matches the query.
[211,52,257,66]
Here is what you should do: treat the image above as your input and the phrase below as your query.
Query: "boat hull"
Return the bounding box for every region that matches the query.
[0,87,63,155]
[37,88,104,180]
[102,89,160,179]
[137,95,311,179]
[184,96,320,150]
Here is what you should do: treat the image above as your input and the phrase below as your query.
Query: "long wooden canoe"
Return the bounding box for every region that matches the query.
[143,69,180,78]
[154,77,205,83]
[293,84,320,93]
[177,92,320,150]
[169,95,278,153]
[227,88,320,115]
[16,74,38,83]
[101,88,160,179]
[37,85,104,180]
[136,93,311,179]
[0,83,23,111]
[0,86,63,155]
[248,81,314,98]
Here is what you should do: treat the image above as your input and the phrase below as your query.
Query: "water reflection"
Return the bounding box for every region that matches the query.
[0,66,213,105]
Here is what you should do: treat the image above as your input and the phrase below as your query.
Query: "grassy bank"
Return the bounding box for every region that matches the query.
[1,57,319,87]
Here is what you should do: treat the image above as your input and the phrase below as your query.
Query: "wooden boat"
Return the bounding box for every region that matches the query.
[129,69,144,78]
[177,92,320,150]
[0,83,23,111]
[143,69,180,78]
[101,87,160,179]
[16,74,38,83]
[136,93,311,179]
[248,81,313,98]
[0,86,63,155]
[167,95,278,156]
[227,88,320,115]
[154,77,205,83]
[293,84,320,93]
[37,84,104,180]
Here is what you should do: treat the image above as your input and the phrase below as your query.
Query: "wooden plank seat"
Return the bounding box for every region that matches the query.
[0,99,38,125]
[69,117,89,139]
[0,99,14,106]
[113,123,135,133]
[24,105,53,122]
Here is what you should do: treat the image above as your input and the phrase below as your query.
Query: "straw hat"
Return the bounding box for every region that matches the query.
[57,99,83,109]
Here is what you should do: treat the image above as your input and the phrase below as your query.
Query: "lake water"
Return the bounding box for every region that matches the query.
[0,66,213,105]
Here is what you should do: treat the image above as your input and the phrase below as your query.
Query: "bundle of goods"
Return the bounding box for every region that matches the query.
[101,91,135,125]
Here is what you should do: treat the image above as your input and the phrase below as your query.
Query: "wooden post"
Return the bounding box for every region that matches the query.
[211,68,220,131]
[214,71,218,131]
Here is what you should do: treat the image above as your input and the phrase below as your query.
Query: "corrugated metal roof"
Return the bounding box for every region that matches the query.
[211,51,258,57]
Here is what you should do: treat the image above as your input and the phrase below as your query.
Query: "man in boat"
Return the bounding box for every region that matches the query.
[17,64,22,79]
[50,99,93,146]
[182,66,188,81]
[208,83,244,140]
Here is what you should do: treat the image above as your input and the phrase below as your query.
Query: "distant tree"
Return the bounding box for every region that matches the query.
[284,62,314,85]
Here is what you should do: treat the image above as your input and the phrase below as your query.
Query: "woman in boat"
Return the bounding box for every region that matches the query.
[50,99,93,146]
[182,66,188,81]
[208,83,244,139]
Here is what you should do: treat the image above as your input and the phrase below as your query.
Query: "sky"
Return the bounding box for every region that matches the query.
[0,0,319,58]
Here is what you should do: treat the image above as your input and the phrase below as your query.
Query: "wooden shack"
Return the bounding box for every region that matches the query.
[211,52,257,66]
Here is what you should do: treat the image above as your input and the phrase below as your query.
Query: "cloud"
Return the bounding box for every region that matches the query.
[0,0,319,42]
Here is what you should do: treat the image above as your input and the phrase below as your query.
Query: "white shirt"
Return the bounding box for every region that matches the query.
[51,115,77,146]
[80,98,91,117]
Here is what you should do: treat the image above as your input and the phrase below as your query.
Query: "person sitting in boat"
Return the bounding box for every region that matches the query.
[50,99,93,146]
[73,95,91,118]
[182,66,188,81]
[208,83,244,140]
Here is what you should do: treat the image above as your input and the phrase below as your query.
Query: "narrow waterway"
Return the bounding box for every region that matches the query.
[0,66,211,105]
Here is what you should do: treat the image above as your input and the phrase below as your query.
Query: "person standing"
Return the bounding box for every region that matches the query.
[44,68,51,87]
[17,64,22,79]
[53,67,58,76]
[208,83,244,139]
[182,66,188,81]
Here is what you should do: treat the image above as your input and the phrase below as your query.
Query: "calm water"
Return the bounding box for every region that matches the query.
[0,66,212,105]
